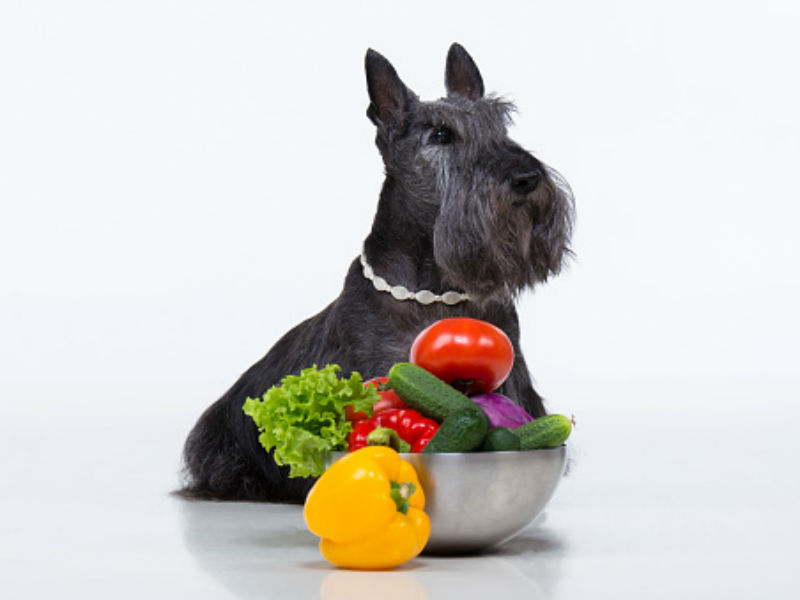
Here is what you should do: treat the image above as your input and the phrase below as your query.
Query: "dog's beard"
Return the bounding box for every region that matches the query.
[432,167,573,304]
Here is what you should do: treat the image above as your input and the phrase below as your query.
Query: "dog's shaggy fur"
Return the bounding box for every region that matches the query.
[178,44,574,503]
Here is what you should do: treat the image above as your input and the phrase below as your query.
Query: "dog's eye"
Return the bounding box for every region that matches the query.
[429,125,454,145]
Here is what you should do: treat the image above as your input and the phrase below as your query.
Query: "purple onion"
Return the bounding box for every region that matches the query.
[470,392,534,429]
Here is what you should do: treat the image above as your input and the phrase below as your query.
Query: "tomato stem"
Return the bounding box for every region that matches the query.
[450,378,477,394]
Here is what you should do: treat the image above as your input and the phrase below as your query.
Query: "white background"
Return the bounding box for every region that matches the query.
[3,0,799,392]
[1,1,799,598]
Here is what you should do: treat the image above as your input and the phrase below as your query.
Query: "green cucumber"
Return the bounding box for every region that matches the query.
[514,414,572,449]
[480,426,521,451]
[388,362,475,422]
[421,406,490,453]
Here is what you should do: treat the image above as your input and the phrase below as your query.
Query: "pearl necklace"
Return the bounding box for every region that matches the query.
[359,252,470,305]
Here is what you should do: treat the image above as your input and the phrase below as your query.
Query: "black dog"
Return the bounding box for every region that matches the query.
[179,43,574,502]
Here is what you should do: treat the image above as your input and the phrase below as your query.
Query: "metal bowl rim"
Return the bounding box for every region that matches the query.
[328,445,566,459]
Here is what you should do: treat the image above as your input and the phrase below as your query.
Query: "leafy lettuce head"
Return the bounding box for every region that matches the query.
[242,364,378,478]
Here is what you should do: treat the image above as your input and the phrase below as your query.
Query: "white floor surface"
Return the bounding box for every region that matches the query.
[1,378,798,599]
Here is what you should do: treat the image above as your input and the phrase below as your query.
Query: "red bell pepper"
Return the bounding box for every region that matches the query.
[410,427,438,453]
[346,377,408,422]
[348,408,439,453]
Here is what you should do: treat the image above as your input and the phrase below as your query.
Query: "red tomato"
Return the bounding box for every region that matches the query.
[409,318,514,394]
[345,377,407,422]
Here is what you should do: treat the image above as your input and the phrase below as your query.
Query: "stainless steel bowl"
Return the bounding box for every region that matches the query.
[327,446,567,555]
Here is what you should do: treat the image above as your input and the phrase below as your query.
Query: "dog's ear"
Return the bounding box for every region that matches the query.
[445,43,484,101]
[365,49,413,130]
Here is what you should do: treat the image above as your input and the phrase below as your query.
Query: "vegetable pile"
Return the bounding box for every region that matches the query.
[242,318,574,478]
[243,317,574,570]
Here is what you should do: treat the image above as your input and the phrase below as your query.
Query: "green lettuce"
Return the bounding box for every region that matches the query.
[242,364,379,478]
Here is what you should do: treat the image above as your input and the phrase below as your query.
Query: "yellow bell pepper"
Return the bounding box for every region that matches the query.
[303,446,430,570]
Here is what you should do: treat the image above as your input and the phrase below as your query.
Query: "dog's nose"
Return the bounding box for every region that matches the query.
[510,169,542,195]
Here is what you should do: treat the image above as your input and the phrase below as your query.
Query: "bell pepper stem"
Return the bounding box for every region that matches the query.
[390,480,417,515]
[366,427,411,453]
